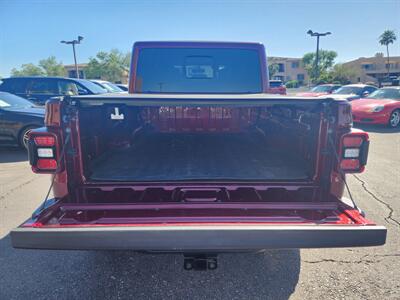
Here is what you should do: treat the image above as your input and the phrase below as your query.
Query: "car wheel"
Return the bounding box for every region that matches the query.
[19,126,37,150]
[388,109,400,128]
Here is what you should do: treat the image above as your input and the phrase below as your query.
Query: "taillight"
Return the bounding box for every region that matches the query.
[340,130,369,173]
[34,136,55,146]
[36,158,57,170]
[28,132,60,173]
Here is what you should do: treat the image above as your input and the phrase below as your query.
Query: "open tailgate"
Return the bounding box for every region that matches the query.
[12,224,386,251]
[11,199,386,250]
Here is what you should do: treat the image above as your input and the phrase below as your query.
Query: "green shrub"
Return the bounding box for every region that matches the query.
[285,80,299,88]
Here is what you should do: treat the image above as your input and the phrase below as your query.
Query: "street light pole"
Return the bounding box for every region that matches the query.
[307,30,331,82]
[61,36,84,79]
[72,42,78,78]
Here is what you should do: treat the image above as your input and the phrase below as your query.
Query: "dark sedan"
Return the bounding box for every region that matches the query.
[0,76,107,106]
[0,92,44,149]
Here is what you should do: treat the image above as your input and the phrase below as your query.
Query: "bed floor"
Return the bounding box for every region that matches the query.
[89,133,311,181]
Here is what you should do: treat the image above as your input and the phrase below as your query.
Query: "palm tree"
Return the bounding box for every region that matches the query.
[379,30,397,77]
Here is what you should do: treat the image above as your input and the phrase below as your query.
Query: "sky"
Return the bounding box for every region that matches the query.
[0,0,399,77]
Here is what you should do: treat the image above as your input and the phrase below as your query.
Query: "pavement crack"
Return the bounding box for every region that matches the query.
[303,253,400,265]
[0,177,39,201]
[352,174,400,227]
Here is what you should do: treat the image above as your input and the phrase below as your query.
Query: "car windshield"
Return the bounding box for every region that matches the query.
[0,93,34,109]
[136,47,263,93]
[367,88,400,100]
[311,85,332,92]
[100,82,123,92]
[78,80,109,94]
[333,86,363,95]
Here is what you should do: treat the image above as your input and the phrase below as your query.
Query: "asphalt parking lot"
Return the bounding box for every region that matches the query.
[0,125,399,300]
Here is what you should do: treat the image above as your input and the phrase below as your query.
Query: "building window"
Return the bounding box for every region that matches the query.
[386,63,395,70]
[362,64,373,70]
[68,70,85,79]
[297,74,305,81]
[286,76,291,81]
[291,61,300,69]
[278,63,285,72]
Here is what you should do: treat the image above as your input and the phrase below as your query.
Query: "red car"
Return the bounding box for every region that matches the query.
[267,80,287,95]
[351,87,400,127]
[296,84,342,97]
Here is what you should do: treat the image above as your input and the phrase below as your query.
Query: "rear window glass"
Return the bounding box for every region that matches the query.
[269,81,283,87]
[0,79,28,93]
[135,48,262,93]
[28,79,57,94]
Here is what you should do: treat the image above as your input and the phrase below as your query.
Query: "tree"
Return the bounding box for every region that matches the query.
[302,50,337,83]
[11,56,66,77]
[316,64,359,85]
[39,56,66,76]
[11,63,45,77]
[379,30,397,77]
[268,63,279,78]
[329,64,359,84]
[85,49,131,82]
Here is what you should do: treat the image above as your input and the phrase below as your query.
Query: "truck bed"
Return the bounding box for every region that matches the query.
[89,133,310,181]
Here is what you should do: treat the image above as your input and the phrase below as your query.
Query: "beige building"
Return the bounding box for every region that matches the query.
[343,53,400,85]
[64,63,87,79]
[268,56,309,85]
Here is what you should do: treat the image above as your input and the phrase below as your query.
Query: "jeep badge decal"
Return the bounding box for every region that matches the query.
[111,107,124,120]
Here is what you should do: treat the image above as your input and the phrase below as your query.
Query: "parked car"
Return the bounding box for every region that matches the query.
[351,87,400,127]
[329,84,377,101]
[267,80,286,95]
[116,84,129,91]
[90,80,125,93]
[380,76,400,87]
[0,77,107,105]
[296,84,342,97]
[12,42,385,264]
[0,92,44,149]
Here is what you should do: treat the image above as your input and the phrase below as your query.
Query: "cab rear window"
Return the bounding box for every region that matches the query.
[135,48,262,94]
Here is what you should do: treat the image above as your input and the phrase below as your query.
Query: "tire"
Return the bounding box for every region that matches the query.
[388,109,400,128]
[18,126,38,150]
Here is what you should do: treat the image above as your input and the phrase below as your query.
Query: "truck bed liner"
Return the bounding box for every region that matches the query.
[89,133,310,181]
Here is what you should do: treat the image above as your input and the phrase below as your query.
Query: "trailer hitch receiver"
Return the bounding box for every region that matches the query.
[184,254,218,271]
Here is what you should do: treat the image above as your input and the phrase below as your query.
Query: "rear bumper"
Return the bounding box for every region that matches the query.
[11,224,386,251]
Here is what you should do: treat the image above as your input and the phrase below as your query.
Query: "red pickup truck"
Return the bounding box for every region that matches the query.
[12,42,386,266]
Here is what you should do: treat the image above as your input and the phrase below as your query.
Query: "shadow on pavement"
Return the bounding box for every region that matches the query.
[0,148,28,163]
[0,235,300,300]
[354,124,400,134]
